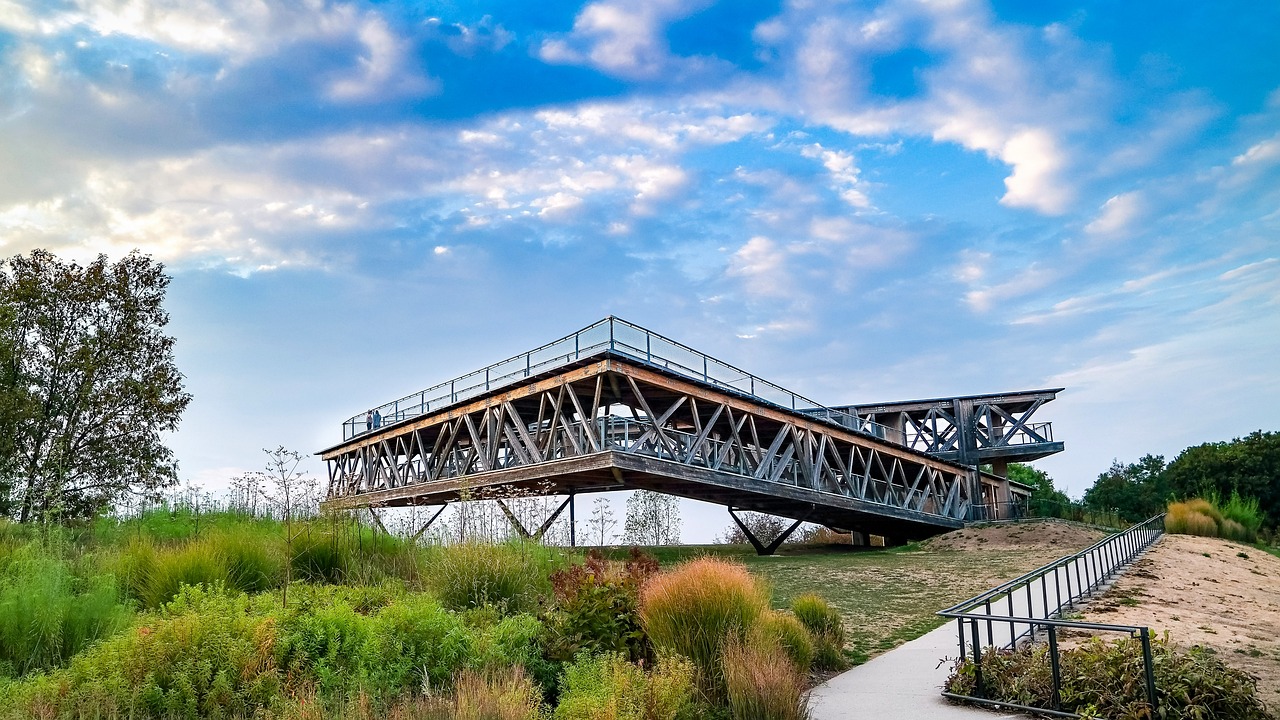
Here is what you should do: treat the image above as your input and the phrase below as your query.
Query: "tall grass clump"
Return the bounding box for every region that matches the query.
[1165,502,1218,537]
[1214,491,1264,542]
[0,543,132,677]
[789,594,847,671]
[453,666,546,720]
[425,542,562,614]
[554,652,697,720]
[721,635,809,720]
[1165,496,1260,542]
[749,611,815,673]
[639,557,770,698]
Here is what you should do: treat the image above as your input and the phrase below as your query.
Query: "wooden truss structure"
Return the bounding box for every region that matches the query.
[321,356,977,541]
[844,389,1065,467]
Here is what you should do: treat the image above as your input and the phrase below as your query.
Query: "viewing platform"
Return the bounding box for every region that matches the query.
[320,318,1064,547]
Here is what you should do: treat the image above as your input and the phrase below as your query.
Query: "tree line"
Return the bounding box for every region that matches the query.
[1012,431,1279,532]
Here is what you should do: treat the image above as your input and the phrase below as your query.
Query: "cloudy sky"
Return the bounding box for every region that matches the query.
[2,0,1277,541]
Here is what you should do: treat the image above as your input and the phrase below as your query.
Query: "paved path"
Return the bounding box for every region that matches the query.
[809,620,1020,719]
[811,535,1157,719]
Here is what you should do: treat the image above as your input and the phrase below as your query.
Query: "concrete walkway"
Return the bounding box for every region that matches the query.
[811,534,1161,718]
[809,620,1020,719]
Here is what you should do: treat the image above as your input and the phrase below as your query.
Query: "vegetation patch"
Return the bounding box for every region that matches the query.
[946,634,1274,720]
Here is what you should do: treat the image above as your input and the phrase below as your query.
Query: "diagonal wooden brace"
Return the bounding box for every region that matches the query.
[496,496,573,541]
[728,505,814,556]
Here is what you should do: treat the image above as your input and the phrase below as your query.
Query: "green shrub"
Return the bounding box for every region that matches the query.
[790,593,847,671]
[542,549,658,663]
[721,635,809,720]
[1,584,282,719]
[1218,491,1264,539]
[361,594,473,701]
[470,613,559,696]
[639,557,770,699]
[0,544,132,677]
[554,652,697,720]
[425,542,561,615]
[945,633,1273,720]
[750,611,815,672]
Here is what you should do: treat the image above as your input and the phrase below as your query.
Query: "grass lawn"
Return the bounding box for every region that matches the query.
[604,539,1082,666]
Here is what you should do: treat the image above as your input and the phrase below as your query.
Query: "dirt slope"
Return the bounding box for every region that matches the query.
[920,520,1106,553]
[1080,534,1280,700]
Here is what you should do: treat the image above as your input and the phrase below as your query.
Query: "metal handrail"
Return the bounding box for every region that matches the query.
[938,514,1166,717]
[340,316,901,443]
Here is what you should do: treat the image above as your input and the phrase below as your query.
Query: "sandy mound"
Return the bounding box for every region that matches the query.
[920,520,1107,553]
[1079,534,1280,699]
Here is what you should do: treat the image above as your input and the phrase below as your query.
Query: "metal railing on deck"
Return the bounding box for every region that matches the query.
[341,317,900,443]
[937,514,1165,717]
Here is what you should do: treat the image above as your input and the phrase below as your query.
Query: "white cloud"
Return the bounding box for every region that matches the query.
[727,236,790,297]
[1084,191,1144,235]
[1232,133,1280,167]
[538,0,712,80]
[998,129,1071,214]
[328,14,435,102]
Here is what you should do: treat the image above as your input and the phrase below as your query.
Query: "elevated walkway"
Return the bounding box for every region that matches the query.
[319,318,1066,543]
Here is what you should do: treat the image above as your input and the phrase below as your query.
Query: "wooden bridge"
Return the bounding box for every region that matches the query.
[319,318,1062,550]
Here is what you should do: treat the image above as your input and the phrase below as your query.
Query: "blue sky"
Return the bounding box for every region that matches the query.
[1,0,1277,541]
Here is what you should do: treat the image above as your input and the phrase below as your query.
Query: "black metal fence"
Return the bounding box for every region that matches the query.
[937,513,1166,717]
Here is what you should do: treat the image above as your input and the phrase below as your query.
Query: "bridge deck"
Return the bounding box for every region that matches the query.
[321,351,976,540]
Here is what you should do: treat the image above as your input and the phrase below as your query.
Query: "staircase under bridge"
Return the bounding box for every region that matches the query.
[319,318,1063,549]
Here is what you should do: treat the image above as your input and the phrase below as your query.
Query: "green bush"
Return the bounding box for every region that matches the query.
[790,593,847,671]
[1218,491,1265,537]
[542,549,657,663]
[425,542,562,615]
[639,557,770,699]
[0,543,132,677]
[750,611,815,672]
[469,613,559,696]
[1,584,282,719]
[554,652,697,720]
[945,633,1273,720]
[721,635,809,720]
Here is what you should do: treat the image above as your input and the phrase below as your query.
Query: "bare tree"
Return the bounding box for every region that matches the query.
[239,446,316,607]
[586,497,618,546]
[623,490,681,546]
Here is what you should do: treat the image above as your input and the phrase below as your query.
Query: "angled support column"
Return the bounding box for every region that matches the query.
[496,496,573,541]
[728,505,814,556]
[409,503,449,542]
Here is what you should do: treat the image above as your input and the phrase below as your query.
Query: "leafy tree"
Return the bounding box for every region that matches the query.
[1006,463,1070,512]
[1082,454,1168,523]
[1162,430,1279,530]
[623,490,681,546]
[0,250,191,522]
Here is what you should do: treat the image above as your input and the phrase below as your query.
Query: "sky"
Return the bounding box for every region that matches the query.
[1,0,1277,542]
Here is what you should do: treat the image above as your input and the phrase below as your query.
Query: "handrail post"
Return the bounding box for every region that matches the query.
[1048,625,1063,711]
[1141,629,1158,714]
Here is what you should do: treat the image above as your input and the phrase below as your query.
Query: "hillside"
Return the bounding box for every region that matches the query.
[1080,534,1280,699]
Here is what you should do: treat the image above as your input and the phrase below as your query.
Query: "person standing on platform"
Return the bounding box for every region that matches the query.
[373,409,382,429]
[365,410,373,432]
